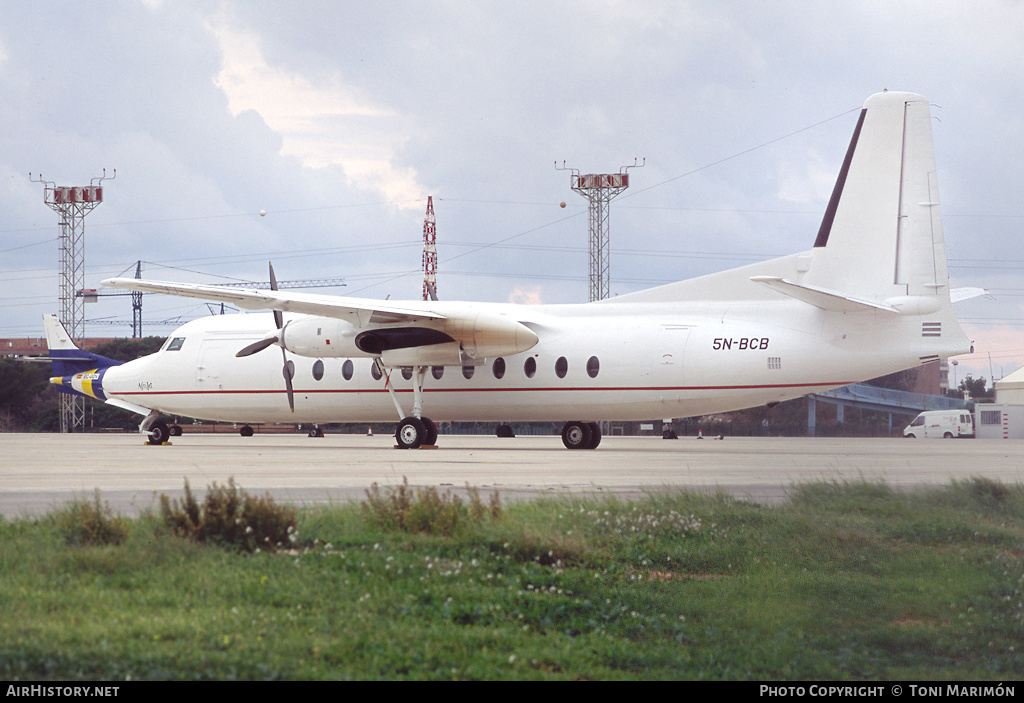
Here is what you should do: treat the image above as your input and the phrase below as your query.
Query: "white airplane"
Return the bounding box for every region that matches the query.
[49,90,981,449]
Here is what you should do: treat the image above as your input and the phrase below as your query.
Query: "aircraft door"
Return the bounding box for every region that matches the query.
[196,338,232,389]
[655,324,691,384]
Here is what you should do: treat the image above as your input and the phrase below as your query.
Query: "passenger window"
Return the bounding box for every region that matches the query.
[524,357,536,378]
[555,356,568,379]
[401,367,413,381]
[493,358,505,379]
[166,337,185,351]
[432,366,444,380]
[586,356,600,378]
[371,363,382,381]
[462,365,475,380]
[312,360,324,381]
[342,359,354,381]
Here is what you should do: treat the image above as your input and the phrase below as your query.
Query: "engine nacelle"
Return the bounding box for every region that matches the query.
[380,341,465,367]
[279,317,362,358]
[275,312,539,363]
[439,312,538,359]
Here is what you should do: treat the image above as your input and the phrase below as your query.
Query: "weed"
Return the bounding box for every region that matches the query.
[362,477,502,535]
[159,477,297,552]
[54,489,130,547]
[948,477,1024,518]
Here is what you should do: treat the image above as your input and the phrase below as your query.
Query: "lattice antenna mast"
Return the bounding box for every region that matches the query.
[557,159,643,301]
[422,196,438,301]
[30,168,115,433]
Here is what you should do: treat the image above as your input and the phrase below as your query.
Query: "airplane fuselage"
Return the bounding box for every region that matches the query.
[96,294,952,425]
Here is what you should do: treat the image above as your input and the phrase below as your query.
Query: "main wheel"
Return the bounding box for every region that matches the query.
[240,425,254,437]
[396,417,427,449]
[421,417,438,446]
[561,421,593,450]
[148,421,170,445]
[170,425,183,437]
[587,422,602,449]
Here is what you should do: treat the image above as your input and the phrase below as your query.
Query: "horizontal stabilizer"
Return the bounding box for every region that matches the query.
[950,287,987,303]
[15,355,98,364]
[750,276,899,313]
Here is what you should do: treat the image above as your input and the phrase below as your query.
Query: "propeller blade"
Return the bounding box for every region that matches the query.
[282,351,295,412]
[269,262,294,412]
[235,336,278,358]
[269,262,284,330]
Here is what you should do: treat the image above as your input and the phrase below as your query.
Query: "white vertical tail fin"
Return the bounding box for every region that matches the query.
[599,90,971,321]
[43,313,80,351]
[807,91,948,301]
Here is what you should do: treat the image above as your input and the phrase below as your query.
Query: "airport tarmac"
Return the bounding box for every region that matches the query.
[2,432,1022,518]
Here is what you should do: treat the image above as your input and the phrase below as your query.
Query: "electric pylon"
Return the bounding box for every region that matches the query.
[422,196,438,301]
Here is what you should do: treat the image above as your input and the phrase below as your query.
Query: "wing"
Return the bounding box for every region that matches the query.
[101,277,444,326]
[100,277,539,362]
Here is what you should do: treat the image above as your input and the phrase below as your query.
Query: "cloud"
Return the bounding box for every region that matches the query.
[206,11,424,205]
[0,0,1022,351]
[957,317,1024,383]
[508,286,545,306]
[775,150,839,205]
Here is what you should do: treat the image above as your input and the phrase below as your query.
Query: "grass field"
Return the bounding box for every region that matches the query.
[1,478,1022,680]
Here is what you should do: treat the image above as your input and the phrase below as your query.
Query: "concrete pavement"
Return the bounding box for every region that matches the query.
[2,432,1021,517]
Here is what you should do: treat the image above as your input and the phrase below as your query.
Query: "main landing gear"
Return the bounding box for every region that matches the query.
[378,362,603,451]
[560,421,602,450]
[395,416,438,449]
[382,363,439,450]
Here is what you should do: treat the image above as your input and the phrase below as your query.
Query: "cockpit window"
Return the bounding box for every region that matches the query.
[166,337,185,351]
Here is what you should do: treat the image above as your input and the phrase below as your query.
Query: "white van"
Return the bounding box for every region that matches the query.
[903,410,975,439]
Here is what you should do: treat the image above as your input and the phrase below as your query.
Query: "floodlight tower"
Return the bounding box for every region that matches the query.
[30,168,115,433]
[557,159,643,301]
[422,196,438,301]
[131,260,143,338]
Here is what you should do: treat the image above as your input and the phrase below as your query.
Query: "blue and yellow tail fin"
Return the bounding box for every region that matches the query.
[42,314,122,401]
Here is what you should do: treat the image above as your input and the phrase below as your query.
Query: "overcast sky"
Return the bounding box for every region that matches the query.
[1,0,1022,385]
